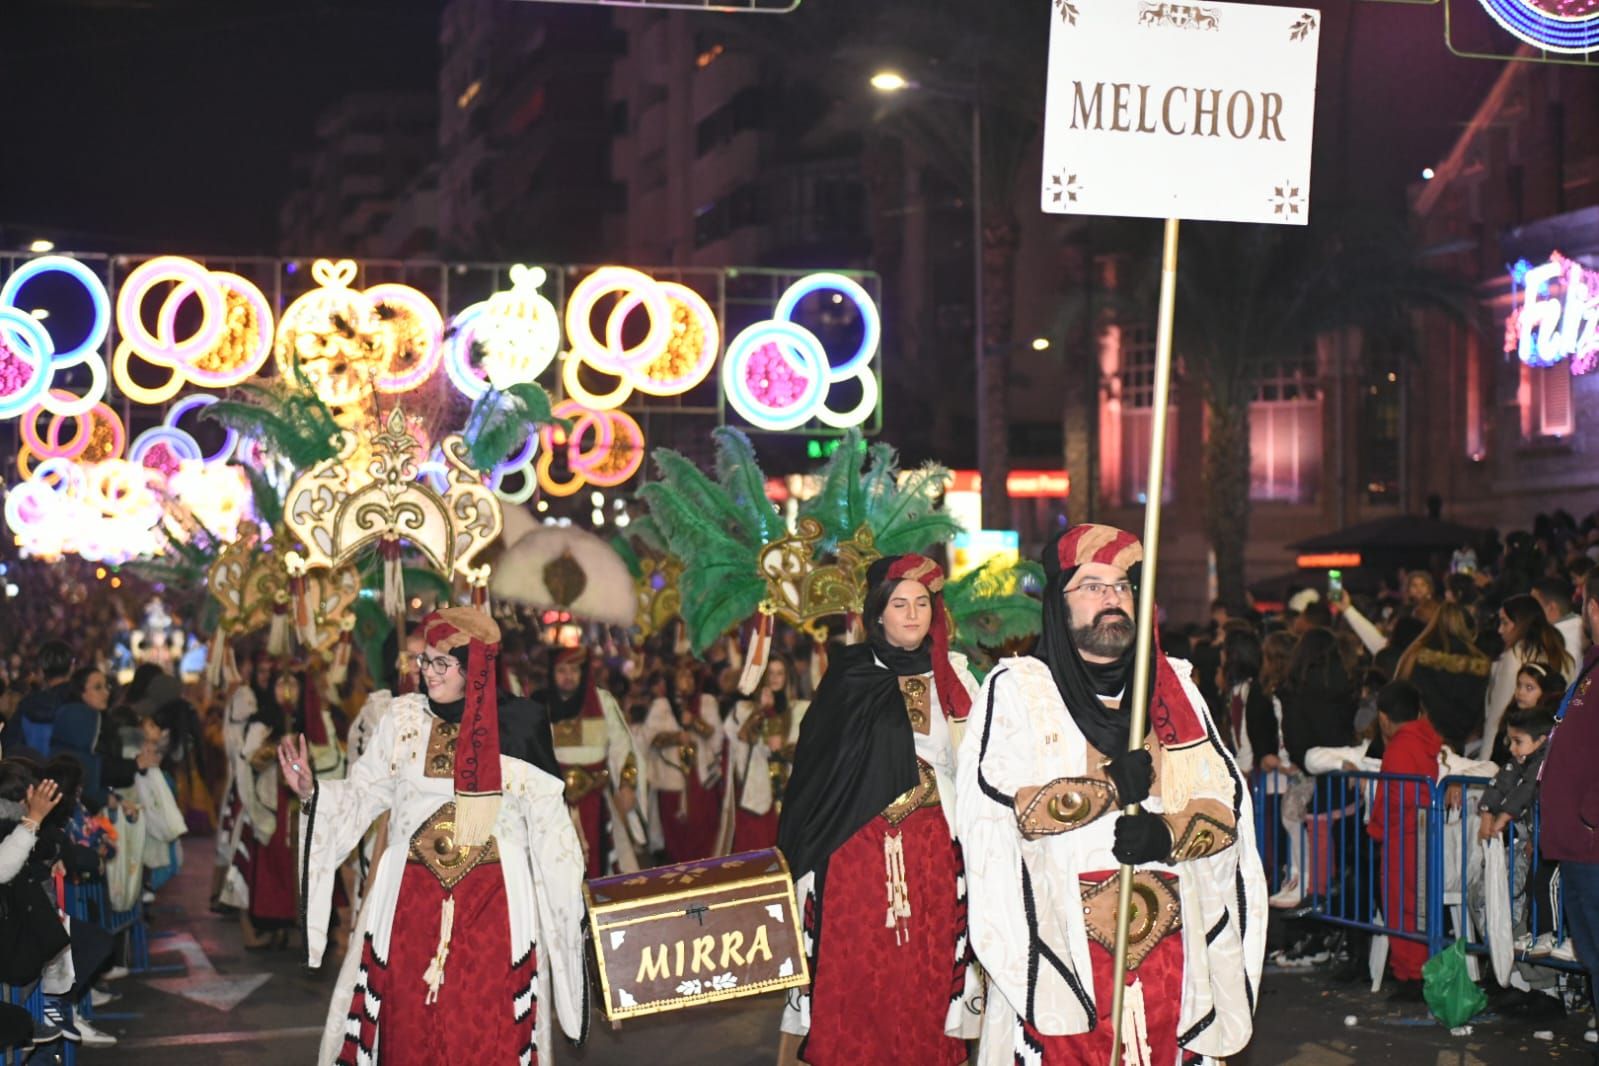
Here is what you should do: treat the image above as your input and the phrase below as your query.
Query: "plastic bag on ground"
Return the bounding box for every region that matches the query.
[1423,940,1487,1028]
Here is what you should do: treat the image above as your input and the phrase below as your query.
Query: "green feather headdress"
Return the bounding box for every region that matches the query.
[637,427,782,654]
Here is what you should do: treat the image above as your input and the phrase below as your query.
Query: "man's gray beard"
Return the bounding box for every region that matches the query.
[1072,616,1135,658]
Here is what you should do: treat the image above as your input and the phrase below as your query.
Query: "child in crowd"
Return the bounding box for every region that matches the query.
[1369,680,1443,1000]
[1488,662,1567,762]
[1478,705,1567,957]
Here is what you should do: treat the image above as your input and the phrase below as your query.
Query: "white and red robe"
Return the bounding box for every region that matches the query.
[956,656,1267,1066]
[301,694,588,1065]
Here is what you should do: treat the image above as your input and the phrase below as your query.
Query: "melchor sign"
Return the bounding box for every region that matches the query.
[1042,1,1322,225]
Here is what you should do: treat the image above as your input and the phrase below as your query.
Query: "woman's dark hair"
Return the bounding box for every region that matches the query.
[1506,705,1557,740]
[1501,593,1574,678]
[67,665,104,703]
[124,662,165,705]
[1377,679,1424,724]
[0,757,40,802]
[1286,628,1349,692]
[38,641,74,681]
[1222,628,1264,688]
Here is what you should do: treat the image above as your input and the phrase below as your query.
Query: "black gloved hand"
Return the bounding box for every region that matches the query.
[1112,812,1172,865]
[1104,749,1154,807]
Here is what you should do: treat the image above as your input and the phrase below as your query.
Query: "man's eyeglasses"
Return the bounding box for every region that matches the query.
[414,654,458,674]
[1064,580,1134,601]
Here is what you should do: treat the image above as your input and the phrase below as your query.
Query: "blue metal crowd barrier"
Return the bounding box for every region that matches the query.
[1253,770,1582,976]
[1428,775,1583,972]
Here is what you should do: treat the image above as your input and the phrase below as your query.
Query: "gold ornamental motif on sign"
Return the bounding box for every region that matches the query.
[283,406,502,580]
[755,519,880,638]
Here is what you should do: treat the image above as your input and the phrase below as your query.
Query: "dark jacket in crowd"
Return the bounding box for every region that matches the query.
[2,682,71,756]
[1406,644,1491,754]
[1540,647,1599,863]
[1280,680,1357,769]
[1478,746,1548,825]
[50,703,140,812]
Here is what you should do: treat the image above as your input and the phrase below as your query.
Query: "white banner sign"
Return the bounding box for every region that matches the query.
[1041,1,1321,225]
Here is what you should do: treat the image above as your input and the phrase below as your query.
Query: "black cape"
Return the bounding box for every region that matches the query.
[776,643,919,898]
[429,692,561,779]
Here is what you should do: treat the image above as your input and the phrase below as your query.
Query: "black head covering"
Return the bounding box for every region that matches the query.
[1039,527,1150,756]
[778,555,923,898]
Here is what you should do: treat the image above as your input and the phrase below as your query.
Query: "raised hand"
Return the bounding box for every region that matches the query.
[277,734,315,800]
[24,779,62,823]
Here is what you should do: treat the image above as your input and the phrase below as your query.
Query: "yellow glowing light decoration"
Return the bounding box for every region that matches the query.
[112,337,185,404]
[443,265,562,400]
[273,259,444,411]
[16,399,126,480]
[112,257,275,401]
[5,457,167,564]
[561,267,720,411]
[535,400,646,497]
[163,460,253,545]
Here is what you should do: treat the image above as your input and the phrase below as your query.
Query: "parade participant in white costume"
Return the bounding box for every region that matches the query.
[719,656,807,854]
[280,608,588,1065]
[538,645,646,876]
[957,525,1266,1066]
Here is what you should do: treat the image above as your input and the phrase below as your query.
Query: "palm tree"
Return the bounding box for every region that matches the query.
[1153,213,1482,607]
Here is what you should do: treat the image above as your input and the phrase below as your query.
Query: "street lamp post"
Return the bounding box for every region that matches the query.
[872,70,1005,531]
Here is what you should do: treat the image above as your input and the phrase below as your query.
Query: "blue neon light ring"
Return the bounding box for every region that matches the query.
[0,308,56,420]
[0,256,111,370]
[722,320,830,431]
[443,305,493,400]
[773,273,881,380]
[166,393,239,464]
[1475,0,1599,54]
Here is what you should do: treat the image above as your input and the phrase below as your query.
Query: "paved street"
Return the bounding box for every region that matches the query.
[42,837,1595,1065]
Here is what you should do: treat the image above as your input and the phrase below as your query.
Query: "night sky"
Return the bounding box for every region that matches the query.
[0,0,1526,257]
[0,0,441,254]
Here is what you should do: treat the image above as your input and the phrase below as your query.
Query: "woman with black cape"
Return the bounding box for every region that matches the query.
[776,554,982,1065]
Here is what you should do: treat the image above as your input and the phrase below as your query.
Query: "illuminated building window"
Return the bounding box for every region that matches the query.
[1359,362,1400,504]
[1116,323,1176,506]
[1522,363,1574,440]
[1249,350,1321,503]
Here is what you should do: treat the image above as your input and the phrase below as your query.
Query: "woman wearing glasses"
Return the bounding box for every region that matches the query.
[279,609,588,1066]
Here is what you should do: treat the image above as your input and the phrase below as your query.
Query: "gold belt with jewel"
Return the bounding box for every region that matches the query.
[562,763,610,806]
[1078,871,1182,971]
[882,759,941,826]
[407,802,500,890]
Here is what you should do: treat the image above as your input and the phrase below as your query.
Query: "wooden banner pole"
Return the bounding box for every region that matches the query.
[1108,215,1181,1066]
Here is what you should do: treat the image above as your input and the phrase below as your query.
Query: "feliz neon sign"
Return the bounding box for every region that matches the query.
[1508,252,1599,376]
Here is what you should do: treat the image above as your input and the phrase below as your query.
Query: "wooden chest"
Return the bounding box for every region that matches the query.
[583,848,810,1021]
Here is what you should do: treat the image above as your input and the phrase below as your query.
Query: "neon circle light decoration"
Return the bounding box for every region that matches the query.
[129,426,203,475]
[0,308,57,420]
[165,393,239,463]
[35,351,108,419]
[163,272,275,387]
[116,256,226,366]
[561,268,721,410]
[274,259,444,407]
[443,265,563,400]
[1474,0,1599,53]
[0,256,111,369]
[536,400,646,497]
[721,272,880,431]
